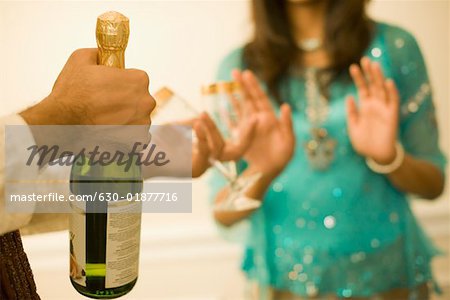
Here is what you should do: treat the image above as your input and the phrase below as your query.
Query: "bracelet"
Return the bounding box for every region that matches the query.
[366,142,405,174]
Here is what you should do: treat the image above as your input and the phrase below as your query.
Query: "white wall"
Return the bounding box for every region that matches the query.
[1,1,448,299]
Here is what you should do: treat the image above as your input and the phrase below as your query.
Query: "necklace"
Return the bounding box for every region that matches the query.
[297,38,323,52]
[303,68,336,170]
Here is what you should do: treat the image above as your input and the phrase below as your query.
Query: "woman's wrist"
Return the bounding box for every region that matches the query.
[366,142,405,174]
[371,144,397,166]
[246,164,280,181]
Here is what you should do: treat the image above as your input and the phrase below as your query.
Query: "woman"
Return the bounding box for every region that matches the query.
[210,0,446,299]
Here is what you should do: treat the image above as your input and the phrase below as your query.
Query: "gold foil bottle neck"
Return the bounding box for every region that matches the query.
[96,11,130,69]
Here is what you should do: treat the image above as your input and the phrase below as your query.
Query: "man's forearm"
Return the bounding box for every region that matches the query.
[19,95,73,126]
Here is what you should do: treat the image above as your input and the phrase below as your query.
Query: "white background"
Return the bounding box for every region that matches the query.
[1,1,449,299]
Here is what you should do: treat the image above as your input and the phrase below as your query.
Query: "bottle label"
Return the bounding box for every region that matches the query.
[69,200,141,289]
[70,206,87,287]
[105,201,141,288]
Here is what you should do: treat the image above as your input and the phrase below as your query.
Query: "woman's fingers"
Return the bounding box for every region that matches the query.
[345,96,359,128]
[351,58,389,105]
[221,116,257,161]
[242,70,273,112]
[385,79,400,112]
[200,113,225,159]
[232,69,258,113]
[349,64,370,100]
[196,111,255,162]
[370,62,387,103]
[193,120,209,156]
[192,121,210,177]
[361,57,379,100]
[361,57,372,86]
[280,104,294,140]
[227,93,242,129]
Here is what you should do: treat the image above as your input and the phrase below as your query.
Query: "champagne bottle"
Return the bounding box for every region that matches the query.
[69,11,142,299]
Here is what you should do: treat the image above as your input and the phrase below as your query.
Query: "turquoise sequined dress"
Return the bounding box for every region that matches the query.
[209,23,447,298]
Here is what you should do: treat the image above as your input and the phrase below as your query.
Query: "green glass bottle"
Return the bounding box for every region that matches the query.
[69,11,142,299]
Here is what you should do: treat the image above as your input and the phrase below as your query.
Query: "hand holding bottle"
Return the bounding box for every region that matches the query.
[20,48,156,127]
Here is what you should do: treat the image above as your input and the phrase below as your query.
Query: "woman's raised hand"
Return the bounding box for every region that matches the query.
[233,70,296,177]
[189,112,255,177]
[346,57,400,165]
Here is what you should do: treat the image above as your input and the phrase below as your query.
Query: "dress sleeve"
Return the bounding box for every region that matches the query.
[215,47,244,81]
[385,26,447,174]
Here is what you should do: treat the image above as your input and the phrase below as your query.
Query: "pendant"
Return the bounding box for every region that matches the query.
[304,128,336,170]
[297,38,323,52]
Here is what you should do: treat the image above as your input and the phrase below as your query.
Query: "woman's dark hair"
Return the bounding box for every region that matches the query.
[243,0,373,103]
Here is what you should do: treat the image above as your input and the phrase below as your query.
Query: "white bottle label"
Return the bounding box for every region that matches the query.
[69,200,141,289]
[105,201,141,288]
[70,207,87,287]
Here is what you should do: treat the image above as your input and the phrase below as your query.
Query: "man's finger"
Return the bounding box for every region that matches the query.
[137,94,157,118]
[69,48,99,66]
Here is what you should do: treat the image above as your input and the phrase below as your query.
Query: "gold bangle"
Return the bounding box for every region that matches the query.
[366,142,405,174]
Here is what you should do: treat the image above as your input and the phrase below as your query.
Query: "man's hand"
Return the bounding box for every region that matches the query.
[20,48,156,126]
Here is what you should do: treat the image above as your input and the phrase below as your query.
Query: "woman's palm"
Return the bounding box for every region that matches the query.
[233,70,296,174]
[245,107,295,171]
[347,58,399,164]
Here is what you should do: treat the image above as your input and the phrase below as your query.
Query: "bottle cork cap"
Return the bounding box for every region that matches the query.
[96,11,130,51]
